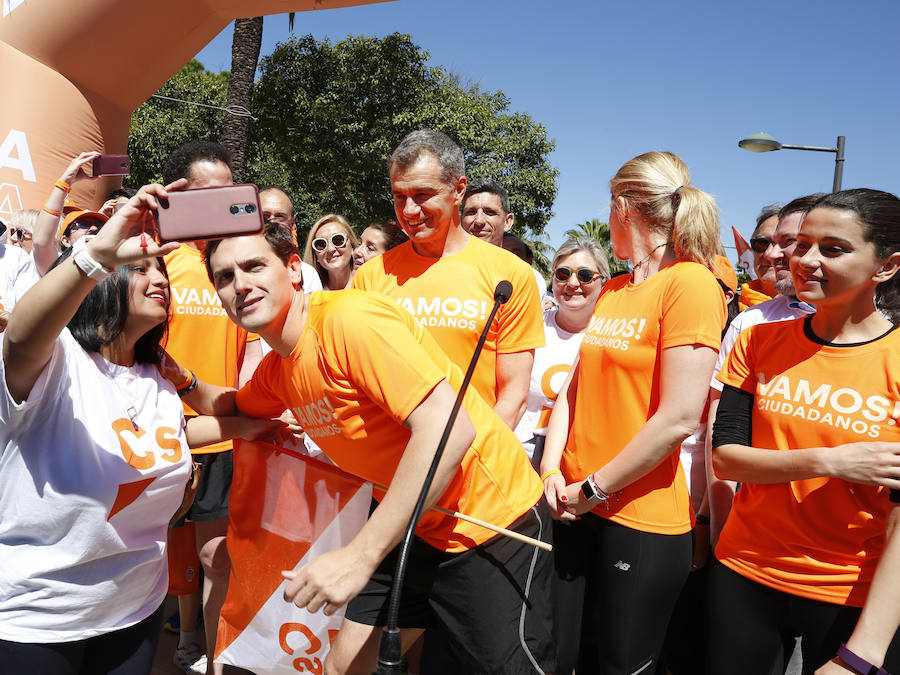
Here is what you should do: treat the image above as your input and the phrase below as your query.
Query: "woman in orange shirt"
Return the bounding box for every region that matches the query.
[541,151,726,673]
[711,189,900,675]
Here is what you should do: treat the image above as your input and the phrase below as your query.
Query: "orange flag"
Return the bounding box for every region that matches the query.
[215,440,371,674]
[732,225,756,280]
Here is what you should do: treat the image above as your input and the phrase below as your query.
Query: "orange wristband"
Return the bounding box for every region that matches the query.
[42,206,61,217]
[172,370,194,390]
[55,179,72,193]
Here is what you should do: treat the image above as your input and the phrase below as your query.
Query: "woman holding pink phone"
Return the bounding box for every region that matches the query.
[0,183,284,674]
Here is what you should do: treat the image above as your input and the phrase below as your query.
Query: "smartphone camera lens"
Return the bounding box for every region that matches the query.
[230,205,240,215]
[246,204,256,214]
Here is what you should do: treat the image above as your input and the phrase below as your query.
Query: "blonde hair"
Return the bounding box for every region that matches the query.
[610,151,721,269]
[303,214,359,286]
[10,208,38,233]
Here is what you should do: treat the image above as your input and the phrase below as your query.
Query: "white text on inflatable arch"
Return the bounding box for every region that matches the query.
[0,130,36,182]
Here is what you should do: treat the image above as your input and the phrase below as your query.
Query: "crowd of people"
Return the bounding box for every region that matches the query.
[0,130,899,675]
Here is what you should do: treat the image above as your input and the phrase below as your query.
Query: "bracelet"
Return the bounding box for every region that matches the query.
[540,469,562,481]
[177,371,199,397]
[695,514,711,525]
[42,206,61,218]
[71,235,113,281]
[55,179,72,193]
[836,644,889,675]
[172,370,194,390]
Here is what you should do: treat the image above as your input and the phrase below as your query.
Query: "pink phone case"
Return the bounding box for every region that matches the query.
[92,154,130,176]
[156,184,263,243]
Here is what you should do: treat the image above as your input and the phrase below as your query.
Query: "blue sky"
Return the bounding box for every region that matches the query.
[195,0,900,263]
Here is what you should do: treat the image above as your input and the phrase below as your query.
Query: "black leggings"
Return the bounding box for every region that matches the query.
[706,559,900,675]
[553,514,692,674]
[0,602,164,675]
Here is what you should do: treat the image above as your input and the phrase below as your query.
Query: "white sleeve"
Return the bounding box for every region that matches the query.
[710,315,744,391]
[0,332,68,434]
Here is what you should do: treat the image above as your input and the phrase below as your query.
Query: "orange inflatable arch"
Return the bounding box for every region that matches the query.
[0,0,386,216]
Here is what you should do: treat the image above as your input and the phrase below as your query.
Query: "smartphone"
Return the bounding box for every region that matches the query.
[92,154,130,176]
[155,184,263,243]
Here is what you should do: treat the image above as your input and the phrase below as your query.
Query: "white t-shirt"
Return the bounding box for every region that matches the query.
[533,268,547,301]
[710,294,816,391]
[0,330,191,642]
[513,308,584,458]
[0,244,38,315]
[301,261,323,294]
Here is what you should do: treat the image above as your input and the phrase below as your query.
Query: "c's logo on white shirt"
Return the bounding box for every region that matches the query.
[111,419,183,470]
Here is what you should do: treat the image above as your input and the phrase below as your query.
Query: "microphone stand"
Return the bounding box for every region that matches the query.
[373,280,514,675]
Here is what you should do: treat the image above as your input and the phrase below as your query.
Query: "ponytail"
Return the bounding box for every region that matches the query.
[610,151,721,270]
[671,185,722,267]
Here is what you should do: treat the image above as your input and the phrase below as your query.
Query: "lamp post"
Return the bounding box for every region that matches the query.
[738,132,846,193]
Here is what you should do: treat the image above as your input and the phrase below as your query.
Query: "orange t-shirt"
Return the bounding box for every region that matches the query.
[562,262,725,534]
[164,243,256,454]
[352,236,544,406]
[738,279,773,311]
[715,318,900,606]
[235,290,543,553]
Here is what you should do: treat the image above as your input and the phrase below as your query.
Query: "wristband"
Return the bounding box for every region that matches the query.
[55,179,72,193]
[540,469,562,481]
[695,514,711,525]
[172,370,194,390]
[177,371,199,397]
[836,644,889,675]
[42,206,61,218]
[71,235,113,281]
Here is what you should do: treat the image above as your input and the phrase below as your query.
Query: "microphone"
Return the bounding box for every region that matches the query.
[373,281,514,674]
[494,279,512,304]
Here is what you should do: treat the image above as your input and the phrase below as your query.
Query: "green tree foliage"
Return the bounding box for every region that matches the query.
[127,60,229,187]
[127,34,558,248]
[564,218,629,275]
[248,33,557,242]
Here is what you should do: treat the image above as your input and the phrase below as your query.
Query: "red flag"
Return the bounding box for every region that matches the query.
[215,440,371,674]
[732,225,757,280]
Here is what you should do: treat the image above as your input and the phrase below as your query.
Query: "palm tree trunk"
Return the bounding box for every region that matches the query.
[222,16,263,183]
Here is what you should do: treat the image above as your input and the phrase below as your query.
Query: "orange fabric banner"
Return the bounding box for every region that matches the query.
[216,440,371,673]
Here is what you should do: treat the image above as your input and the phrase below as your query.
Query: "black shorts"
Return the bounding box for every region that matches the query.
[186,450,232,522]
[346,502,555,675]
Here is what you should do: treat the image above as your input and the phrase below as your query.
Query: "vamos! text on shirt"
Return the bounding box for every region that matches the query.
[582,316,648,352]
[756,374,900,439]
[396,296,490,331]
[171,287,228,316]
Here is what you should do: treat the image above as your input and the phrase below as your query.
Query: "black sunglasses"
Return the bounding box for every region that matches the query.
[10,228,32,240]
[312,233,347,252]
[749,236,773,253]
[554,266,602,284]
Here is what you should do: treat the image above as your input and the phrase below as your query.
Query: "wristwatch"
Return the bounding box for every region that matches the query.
[580,474,609,505]
[72,235,114,281]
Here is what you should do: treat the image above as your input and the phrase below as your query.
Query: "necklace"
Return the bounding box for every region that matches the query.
[94,354,141,431]
[631,243,668,281]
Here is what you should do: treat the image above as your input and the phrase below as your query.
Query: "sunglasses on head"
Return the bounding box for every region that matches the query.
[312,233,347,252]
[749,236,773,253]
[554,266,602,284]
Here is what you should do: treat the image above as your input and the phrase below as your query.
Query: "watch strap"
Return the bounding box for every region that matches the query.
[836,644,889,675]
[72,235,113,281]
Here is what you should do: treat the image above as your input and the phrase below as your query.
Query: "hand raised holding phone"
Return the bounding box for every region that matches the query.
[86,181,186,270]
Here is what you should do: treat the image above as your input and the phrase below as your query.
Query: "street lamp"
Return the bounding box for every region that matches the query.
[738,132,846,192]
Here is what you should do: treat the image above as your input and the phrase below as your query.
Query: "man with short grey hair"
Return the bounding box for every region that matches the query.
[354,129,544,430]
